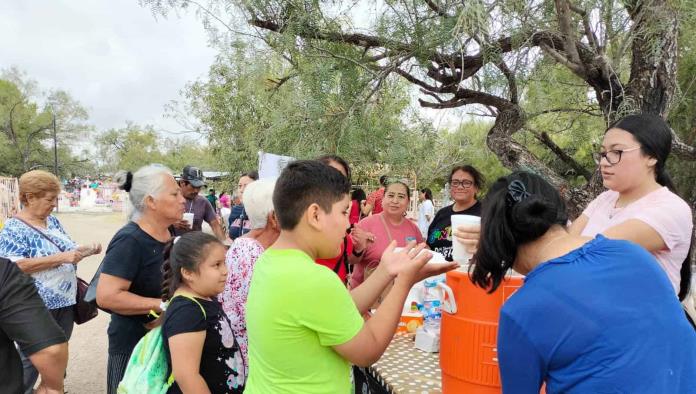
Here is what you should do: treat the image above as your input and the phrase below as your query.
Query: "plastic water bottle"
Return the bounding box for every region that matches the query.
[422,279,442,334]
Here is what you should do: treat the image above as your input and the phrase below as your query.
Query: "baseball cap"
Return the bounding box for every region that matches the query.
[181,165,206,188]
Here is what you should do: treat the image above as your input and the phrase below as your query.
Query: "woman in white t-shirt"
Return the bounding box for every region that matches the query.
[568,114,693,304]
[417,188,435,238]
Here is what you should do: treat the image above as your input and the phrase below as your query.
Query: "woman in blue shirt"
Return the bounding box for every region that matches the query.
[471,171,695,394]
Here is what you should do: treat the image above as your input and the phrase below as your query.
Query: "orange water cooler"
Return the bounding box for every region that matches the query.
[440,270,524,393]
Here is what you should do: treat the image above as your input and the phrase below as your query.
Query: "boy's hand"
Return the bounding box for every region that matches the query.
[379,240,425,278]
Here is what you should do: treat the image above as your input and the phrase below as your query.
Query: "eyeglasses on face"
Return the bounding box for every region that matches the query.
[450,179,474,189]
[592,146,641,165]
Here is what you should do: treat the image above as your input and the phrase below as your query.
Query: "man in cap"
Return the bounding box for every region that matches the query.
[173,165,225,240]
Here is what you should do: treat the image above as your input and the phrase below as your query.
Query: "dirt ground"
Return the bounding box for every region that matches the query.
[55,211,127,393]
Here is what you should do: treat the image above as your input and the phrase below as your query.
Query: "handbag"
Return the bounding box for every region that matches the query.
[14,216,99,324]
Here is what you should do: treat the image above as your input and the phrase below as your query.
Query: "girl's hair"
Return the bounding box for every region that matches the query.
[449,165,485,189]
[608,114,692,300]
[243,178,277,229]
[421,188,433,200]
[351,188,366,202]
[115,164,173,219]
[161,231,223,301]
[317,154,352,183]
[608,114,675,191]
[471,171,568,293]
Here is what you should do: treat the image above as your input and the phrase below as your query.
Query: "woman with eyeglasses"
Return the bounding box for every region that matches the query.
[569,114,693,311]
[427,165,484,262]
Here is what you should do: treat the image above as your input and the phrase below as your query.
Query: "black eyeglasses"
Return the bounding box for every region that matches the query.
[450,179,474,189]
[592,147,640,165]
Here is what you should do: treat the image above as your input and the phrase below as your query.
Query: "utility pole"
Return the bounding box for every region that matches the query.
[53,112,59,213]
[52,112,58,177]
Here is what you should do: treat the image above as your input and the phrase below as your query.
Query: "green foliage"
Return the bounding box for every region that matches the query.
[95,123,215,174]
[0,69,93,178]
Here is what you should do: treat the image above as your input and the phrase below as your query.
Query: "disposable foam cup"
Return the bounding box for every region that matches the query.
[450,215,481,265]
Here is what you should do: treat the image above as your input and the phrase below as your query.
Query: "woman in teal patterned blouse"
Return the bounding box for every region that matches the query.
[0,170,101,394]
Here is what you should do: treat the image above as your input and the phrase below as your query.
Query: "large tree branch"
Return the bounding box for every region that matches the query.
[554,0,583,67]
[527,127,592,180]
[568,3,600,53]
[528,107,603,118]
[671,131,696,160]
[424,0,447,17]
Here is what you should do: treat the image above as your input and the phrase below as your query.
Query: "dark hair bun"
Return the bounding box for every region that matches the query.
[114,170,133,192]
[510,196,557,242]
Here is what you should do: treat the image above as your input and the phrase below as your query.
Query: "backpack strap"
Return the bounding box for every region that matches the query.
[170,293,207,319]
[166,293,207,386]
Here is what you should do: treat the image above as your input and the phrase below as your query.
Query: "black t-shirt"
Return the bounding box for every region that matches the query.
[426,201,482,261]
[162,296,245,394]
[100,221,167,355]
[0,258,66,394]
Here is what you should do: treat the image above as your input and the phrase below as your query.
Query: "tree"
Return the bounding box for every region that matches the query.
[143,0,696,216]
[0,68,93,177]
[95,122,216,174]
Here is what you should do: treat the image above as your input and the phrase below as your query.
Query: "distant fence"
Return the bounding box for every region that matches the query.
[0,177,20,224]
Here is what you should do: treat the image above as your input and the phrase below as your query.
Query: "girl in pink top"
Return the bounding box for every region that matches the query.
[351,180,424,288]
[569,114,693,300]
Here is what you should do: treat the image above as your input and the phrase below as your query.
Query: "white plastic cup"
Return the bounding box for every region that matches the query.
[182,212,194,228]
[450,214,481,264]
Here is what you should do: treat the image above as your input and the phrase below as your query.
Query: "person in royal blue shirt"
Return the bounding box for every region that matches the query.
[470,171,696,394]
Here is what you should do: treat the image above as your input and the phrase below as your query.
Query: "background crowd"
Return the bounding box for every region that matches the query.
[0,113,694,393]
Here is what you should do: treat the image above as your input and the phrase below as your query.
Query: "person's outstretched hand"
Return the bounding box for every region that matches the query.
[380,241,459,285]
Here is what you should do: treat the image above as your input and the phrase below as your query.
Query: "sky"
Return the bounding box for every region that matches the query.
[0,1,217,135]
[0,1,464,140]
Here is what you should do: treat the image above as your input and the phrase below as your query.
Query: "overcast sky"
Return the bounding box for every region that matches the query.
[0,1,216,134]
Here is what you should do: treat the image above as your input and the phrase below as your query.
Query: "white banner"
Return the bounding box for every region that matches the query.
[258,151,295,179]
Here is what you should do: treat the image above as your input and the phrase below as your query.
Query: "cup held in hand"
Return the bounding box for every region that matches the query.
[182,212,194,228]
[450,215,480,264]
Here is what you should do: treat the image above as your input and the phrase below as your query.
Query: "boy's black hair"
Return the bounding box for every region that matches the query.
[273,160,351,230]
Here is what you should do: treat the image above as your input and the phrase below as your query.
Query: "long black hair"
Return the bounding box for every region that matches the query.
[421,188,433,201]
[471,171,568,293]
[609,114,692,300]
[161,231,223,301]
[609,114,674,190]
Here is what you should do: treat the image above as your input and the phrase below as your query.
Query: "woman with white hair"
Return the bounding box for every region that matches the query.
[95,164,185,394]
[219,178,279,381]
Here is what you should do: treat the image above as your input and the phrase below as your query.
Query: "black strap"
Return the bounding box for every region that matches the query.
[14,217,66,252]
[333,236,349,280]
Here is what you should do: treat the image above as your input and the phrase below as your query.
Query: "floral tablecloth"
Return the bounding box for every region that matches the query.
[355,334,442,394]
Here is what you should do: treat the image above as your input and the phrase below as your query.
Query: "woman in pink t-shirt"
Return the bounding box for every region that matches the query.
[569,114,693,302]
[350,179,424,288]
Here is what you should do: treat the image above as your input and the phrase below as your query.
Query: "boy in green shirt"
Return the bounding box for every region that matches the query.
[245,160,458,393]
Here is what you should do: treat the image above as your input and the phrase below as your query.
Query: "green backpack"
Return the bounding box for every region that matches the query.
[117,294,206,394]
